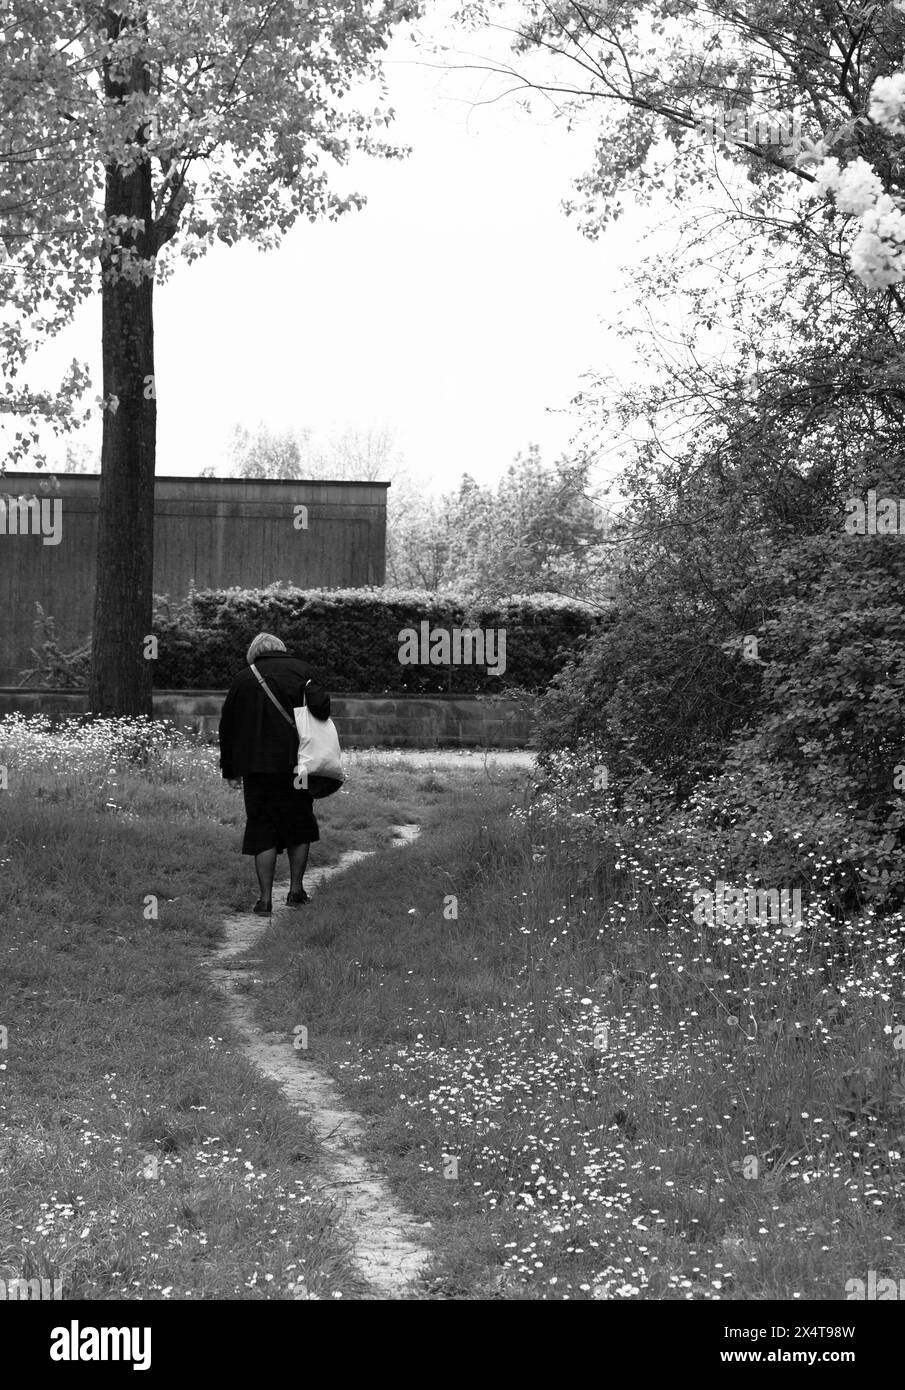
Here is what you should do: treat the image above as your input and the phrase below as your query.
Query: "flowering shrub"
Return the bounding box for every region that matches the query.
[809,72,905,286]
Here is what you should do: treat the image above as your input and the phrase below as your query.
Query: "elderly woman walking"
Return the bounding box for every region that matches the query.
[218,632,331,915]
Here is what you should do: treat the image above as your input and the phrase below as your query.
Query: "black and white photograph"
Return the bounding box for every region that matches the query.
[1,0,903,1355]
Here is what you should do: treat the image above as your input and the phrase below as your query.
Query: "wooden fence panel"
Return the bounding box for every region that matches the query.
[0,474,388,684]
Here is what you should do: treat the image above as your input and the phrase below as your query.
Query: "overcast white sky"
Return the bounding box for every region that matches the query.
[22,4,675,494]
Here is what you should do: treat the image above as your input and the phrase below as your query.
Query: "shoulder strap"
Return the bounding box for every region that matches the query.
[249,663,296,728]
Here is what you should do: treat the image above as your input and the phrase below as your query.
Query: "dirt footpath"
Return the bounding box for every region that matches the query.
[206,828,432,1300]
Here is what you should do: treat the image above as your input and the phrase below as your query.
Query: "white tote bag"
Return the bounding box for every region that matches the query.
[250,664,345,798]
[293,682,345,798]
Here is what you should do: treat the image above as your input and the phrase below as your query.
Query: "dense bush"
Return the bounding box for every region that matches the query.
[20,586,600,693]
[536,456,905,914]
[144,585,602,693]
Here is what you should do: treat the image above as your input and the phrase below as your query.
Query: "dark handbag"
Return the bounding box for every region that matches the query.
[249,664,344,799]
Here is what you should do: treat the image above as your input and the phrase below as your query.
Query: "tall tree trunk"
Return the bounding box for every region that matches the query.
[88,10,156,718]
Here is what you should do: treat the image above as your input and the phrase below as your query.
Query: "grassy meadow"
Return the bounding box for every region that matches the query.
[0,715,902,1299]
[0,716,444,1299]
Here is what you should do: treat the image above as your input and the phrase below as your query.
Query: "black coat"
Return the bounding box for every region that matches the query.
[218,652,331,779]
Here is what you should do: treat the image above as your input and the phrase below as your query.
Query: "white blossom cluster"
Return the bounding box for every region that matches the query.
[811,73,905,288]
[868,72,905,135]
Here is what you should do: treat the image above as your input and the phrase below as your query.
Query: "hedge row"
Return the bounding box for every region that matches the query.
[151,585,600,693]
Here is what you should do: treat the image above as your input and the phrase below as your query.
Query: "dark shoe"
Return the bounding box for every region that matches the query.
[286,888,310,907]
[253,900,272,915]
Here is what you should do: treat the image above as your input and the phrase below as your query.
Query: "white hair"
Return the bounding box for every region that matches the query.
[246,632,287,665]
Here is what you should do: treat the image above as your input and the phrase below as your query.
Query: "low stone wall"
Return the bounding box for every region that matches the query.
[0,689,535,749]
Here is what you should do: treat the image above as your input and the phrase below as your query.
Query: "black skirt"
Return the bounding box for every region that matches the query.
[241,772,320,855]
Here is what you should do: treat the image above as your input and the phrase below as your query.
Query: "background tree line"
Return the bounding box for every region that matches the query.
[185,424,613,601]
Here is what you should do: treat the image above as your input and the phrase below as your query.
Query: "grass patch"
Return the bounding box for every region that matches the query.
[8,715,898,1302]
[0,718,464,1300]
[256,769,905,1300]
